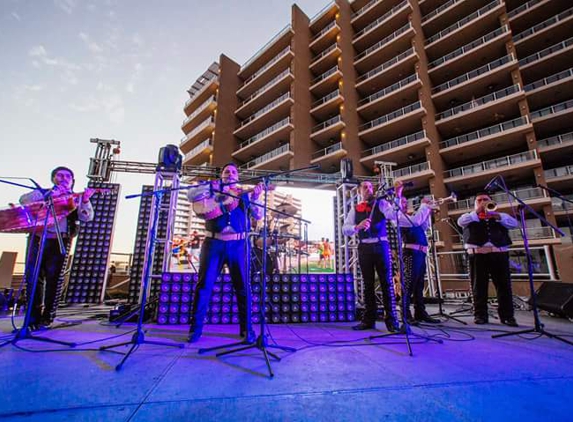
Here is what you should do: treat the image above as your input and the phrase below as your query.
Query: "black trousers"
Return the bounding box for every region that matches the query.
[25,236,70,325]
[190,238,252,333]
[468,252,514,320]
[403,249,427,315]
[358,241,398,324]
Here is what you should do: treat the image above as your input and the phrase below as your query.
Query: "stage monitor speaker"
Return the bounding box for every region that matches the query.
[535,282,573,318]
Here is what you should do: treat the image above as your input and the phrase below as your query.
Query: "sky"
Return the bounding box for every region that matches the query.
[0,0,336,262]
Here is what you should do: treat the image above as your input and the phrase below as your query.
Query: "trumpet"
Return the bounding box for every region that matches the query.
[484,200,497,212]
[424,192,457,208]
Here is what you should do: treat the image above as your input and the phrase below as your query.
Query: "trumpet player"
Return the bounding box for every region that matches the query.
[457,192,519,327]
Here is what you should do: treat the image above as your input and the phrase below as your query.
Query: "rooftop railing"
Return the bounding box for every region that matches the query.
[436,84,521,120]
[359,101,421,131]
[440,116,529,149]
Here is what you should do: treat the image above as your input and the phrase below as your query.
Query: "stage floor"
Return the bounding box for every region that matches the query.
[1,306,573,421]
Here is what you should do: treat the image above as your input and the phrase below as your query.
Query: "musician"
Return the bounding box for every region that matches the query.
[342,181,400,332]
[187,163,263,343]
[396,195,440,324]
[457,192,519,326]
[19,166,95,330]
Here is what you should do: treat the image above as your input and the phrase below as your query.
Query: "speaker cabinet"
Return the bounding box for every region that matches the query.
[535,282,573,318]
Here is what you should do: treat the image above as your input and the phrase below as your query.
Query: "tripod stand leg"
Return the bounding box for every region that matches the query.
[267,344,296,353]
[198,339,252,355]
[262,347,274,378]
[216,343,255,357]
[116,342,139,371]
[99,340,132,351]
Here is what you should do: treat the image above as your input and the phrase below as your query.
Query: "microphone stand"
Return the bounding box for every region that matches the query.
[99,187,185,370]
[0,179,75,348]
[369,188,442,355]
[487,178,572,346]
[198,167,313,378]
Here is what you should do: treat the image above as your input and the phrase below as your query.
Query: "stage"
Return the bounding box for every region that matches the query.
[1,306,573,421]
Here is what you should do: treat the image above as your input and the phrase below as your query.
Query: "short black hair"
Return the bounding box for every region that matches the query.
[220,162,238,173]
[51,166,74,180]
[474,191,491,199]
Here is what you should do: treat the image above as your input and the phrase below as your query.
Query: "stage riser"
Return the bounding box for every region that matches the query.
[157,272,356,324]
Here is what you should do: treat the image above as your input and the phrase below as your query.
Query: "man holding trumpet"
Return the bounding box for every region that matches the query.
[457,192,519,326]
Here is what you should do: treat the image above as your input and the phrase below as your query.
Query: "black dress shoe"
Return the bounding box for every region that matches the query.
[352,322,375,331]
[474,317,489,325]
[415,312,441,324]
[501,318,518,327]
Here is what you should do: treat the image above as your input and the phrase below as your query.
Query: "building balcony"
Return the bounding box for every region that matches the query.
[239,25,293,78]
[355,48,417,94]
[311,89,344,120]
[310,66,342,97]
[352,1,411,51]
[358,101,425,144]
[538,132,573,163]
[237,46,293,99]
[310,142,347,168]
[351,0,385,24]
[518,37,573,77]
[447,187,551,217]
[428,25,510,76]
[524,68,573,111]
[443,150,541,190]
[354,22,414,73]
[236,69,293,118]
[513,7,573,46]
[179,117,215,153]
[239,144,293,171]
[530,99,573,125]
[393,161,435,185]
[421,0,464,27]
[552,196,573,216]
[182,138,213,165]
[360,130,430,167]
[439,116,532,163]
[232,117,293,161]
[544,165,573,191]
[436,84,524,133]
[309,43,342,74]
[233,92,293,139]
[425,0,503,49]
[183,76,218,116]
[181,95,216,132]
[431,54,517,103]
[310,21,341,54]
[507,0,550,20]
[509,226,560,246]
[310,115,345,146]
[357,73,420,115]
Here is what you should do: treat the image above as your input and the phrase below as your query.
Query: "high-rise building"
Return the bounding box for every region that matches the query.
[180,0,573,279]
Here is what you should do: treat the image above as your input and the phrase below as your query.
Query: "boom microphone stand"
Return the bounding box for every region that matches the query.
[199,166,316,378]
[369,187,443,356]
[486,176,572,346]
[99,188,184,370]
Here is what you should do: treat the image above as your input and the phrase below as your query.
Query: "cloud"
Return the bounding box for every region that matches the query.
[54,0,77,14]
[70,91,125,124]
[11,12,21,21]
[126,63,142,93]
[23,85,43,92]
[79,32,103,54]
[29,45,47,57]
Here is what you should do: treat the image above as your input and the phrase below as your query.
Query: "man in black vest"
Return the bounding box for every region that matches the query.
[20,166,95,330]
[187,163,263,343]
[343,181,400,332]
[397,195,440,324]
[457,192,519,326]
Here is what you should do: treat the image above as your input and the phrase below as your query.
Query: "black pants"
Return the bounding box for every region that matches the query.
[403,249,427,316]
[25,236,69,326]
[190,238,252,333]
[469,252,514,320]
[358,242,398,325]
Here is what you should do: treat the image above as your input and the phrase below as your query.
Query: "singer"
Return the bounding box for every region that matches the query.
[457,192,519,326]
[186,162,263,343]
[19,166,95,330]
[342,181,400,332]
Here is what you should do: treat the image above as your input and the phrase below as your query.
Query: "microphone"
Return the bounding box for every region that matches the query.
[484,176,499,192]
[440,218,450,222]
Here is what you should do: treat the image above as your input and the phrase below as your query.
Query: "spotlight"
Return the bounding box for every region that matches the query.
[156,144,182,172]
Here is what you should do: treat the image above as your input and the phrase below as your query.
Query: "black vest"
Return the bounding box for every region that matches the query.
[401,225,428,246]
[205,193,250,233]
[354,200,387,239]
[463,219,512,247]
